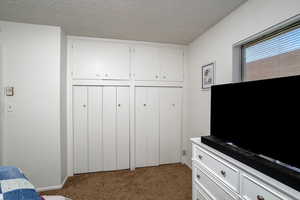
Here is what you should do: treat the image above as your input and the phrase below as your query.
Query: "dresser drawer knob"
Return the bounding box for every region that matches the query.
[221,170,226,177]
[196,174,201,179]
[198,155,202,160]
[257,195,264,200]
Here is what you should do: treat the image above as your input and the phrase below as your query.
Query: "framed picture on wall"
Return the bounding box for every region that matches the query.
[202,62,215,89]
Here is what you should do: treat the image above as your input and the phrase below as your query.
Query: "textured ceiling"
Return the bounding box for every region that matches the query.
[0,0,246,44]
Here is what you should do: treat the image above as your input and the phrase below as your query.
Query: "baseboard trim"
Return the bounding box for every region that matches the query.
[182,159,192,169]
[37,176,69,192]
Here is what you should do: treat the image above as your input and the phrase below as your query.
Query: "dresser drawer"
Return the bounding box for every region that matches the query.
[193,183,209,200]
[241,173,292,200]
[194,145,240,192]
[194,164,238,200]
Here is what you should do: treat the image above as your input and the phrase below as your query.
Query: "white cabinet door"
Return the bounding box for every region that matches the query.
[72,40,101,79]
[99,42,130,80]
[103,87,117,171]
[159,87,182,164]
[88,87,103,172]
[160,47,184,81]
[73,86,88,174]
[135,87,159,167]
[133,46,160,81]
[116,87,130,170]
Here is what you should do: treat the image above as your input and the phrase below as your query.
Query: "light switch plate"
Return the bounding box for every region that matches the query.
[5,87,14,96]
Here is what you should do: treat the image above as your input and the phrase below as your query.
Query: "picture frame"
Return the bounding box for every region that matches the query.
[202,62,215,89]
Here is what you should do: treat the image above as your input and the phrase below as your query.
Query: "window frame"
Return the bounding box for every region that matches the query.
[241,21,300,81]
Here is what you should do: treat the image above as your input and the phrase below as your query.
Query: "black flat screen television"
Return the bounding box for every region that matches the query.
[211,75,300,171]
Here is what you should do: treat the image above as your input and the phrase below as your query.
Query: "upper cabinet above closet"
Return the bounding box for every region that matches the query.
[132,45,184,81]
[71,39,130,80]
[159,47,184,82]
[70,37,185,82]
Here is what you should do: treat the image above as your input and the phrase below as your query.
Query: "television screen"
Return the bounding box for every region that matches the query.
[211,75,300,170]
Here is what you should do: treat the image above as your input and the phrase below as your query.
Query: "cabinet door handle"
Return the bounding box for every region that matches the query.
[118,104,121,107]
[155,75,159,79]
[198,155,202,160]
[143,104,147,106]
[257,195,265,200]
[196,174,200,179]
[82,104,87,108]
[221,170,226,177]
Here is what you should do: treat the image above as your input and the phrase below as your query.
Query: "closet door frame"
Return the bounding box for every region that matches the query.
[68,37,186,175]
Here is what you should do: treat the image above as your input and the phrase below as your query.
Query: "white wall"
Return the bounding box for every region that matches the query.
[0,40,3,165]
[60,30,68,183]
[0,21,65,188]
[186,0,300,167]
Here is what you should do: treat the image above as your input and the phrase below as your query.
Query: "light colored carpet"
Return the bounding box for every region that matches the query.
[41,164,192,200]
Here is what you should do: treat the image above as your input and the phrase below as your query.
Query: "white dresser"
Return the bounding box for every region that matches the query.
[191,137,300,200]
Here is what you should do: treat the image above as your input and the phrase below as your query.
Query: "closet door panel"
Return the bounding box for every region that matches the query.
[135,87,148,167]
[146,88,160,166]
[133,46,160,81]
[159,87,182,164]
[88,87,103,172]
[73,86,88,174]
[116,87,130,170]
[160,47,184,81]
[135,87,159,167]
[103,87,117,171]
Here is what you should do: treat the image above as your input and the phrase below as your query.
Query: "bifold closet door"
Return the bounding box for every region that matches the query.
[135,87,159,167]
[103,87,117,171]
[116,87,130,170]
[88,87,103,172]
[73,86,88,174]
[159,88,182,164]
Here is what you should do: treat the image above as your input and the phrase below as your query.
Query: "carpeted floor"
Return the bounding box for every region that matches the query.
[41,164,192,200]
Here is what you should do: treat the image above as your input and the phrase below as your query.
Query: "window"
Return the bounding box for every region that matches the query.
[242,22,300,81]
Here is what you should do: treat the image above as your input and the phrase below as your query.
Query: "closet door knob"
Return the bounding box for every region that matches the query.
[221,170,226,177]
[257,195,264,200]
[155,75,159,79]
[196,174,200,179]
[143,104,147,106]
[198,155,202,160]
[118,104,121,107]
[82,104,87,108]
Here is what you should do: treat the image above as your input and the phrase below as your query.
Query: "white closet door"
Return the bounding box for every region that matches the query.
[99,42,130,80]
[160,47,184,81]
[72,39,101,79]
[103,87,117,171]
[88,87,103,172]
[135,87,159,167]
[116,87,130,170]
[133,46,160,81]
[159,87,182,164]
[73,86,88,174]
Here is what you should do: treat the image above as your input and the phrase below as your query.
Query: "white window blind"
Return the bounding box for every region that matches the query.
[245,27,300,63]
